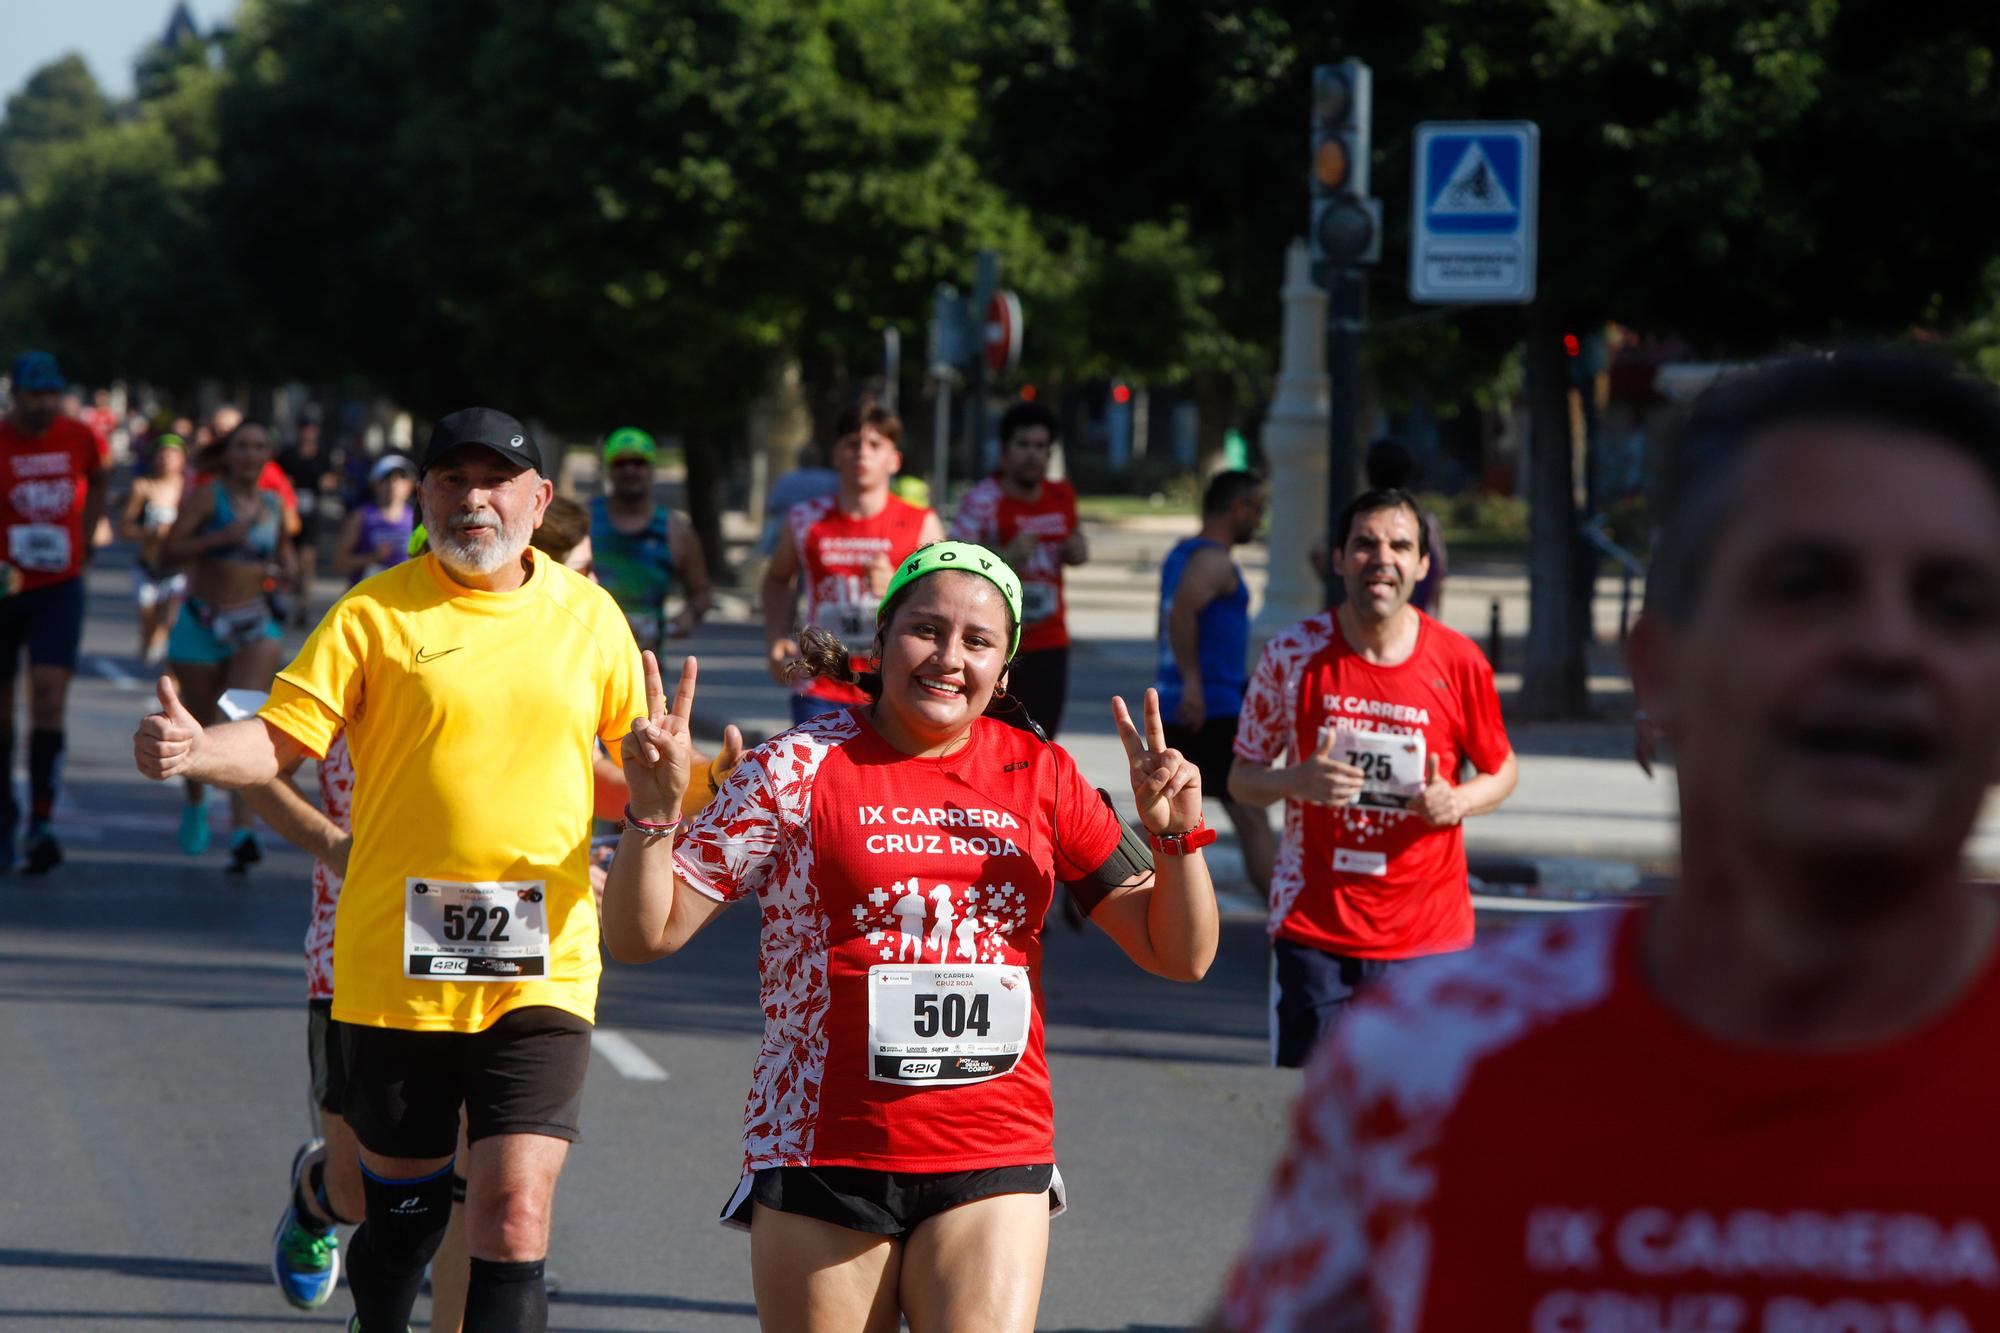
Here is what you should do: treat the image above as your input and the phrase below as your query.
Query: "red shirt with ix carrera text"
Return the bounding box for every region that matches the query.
[1234,610,1510,960]
[1221,908,2000,1332]
[674,710,1122,1187]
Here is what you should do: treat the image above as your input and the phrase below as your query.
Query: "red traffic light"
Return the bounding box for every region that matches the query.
[1019,384,1037,402]
[1562,334,1581,358]
[1111,383,1132,404]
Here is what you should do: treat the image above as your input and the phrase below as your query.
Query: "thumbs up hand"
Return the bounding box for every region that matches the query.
[135,676,205,780]
[1412,751,1463,828]
[1289,726,1366,807]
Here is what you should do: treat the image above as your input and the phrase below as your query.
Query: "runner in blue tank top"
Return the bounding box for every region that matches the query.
[1153,470,1275,899]
[589,427,712,653]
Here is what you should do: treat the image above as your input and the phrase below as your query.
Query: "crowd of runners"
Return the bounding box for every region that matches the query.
[0,339,1991,1328]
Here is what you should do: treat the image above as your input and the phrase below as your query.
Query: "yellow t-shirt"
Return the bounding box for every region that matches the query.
[259,547,645,1033]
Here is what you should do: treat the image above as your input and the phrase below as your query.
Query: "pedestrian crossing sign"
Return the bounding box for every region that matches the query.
[1409,121,1539,303]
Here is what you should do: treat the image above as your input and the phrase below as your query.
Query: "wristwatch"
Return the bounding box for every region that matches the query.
[1150,821,1217,855]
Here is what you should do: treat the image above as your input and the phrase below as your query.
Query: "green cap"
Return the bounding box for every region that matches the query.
[879,541,1023,659]
[602,427,656,465]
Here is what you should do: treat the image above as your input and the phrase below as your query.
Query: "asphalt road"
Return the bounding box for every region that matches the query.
[1,559,1304,1332]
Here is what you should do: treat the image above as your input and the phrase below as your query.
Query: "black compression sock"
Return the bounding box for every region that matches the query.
[27,727,62,824]
[343,1223,428,1330]
[0,725,17,827]
[465,1257,548,1332]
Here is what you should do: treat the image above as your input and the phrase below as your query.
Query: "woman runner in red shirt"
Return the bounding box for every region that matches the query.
[604,540,1218,1332]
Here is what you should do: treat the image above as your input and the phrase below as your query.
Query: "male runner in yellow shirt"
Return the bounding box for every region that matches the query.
[136,406,646,1332]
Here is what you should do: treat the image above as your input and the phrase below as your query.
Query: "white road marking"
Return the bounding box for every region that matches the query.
[1472,893,1625,914]
[87,656,144,691]
[591,1028,669,1081]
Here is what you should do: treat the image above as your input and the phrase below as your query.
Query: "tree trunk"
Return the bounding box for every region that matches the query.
[1193,370,1234,477]
[682,428,726,581]
[1517,305,1590,720]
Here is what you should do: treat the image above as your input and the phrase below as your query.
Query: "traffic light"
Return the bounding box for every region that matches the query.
[1309,60,1381,268]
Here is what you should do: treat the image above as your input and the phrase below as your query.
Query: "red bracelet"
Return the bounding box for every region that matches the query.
[623,804,682,836]
[1150,821,1217,855]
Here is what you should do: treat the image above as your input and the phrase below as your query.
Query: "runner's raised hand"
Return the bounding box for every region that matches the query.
[135,675,204,780]
[623,651,698,820]
[1113,687,1203,835]
[1291,725,1365,807]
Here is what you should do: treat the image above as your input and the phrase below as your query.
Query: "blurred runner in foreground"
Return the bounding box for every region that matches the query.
[1214,349,2000,1330]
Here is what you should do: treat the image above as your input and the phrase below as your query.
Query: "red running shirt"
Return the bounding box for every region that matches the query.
[948,476,1079,653]
[1235,611,1511,960]
[0,416,108,590]
[674,710,1122,1176]
[788,493,932,705]
[1221,908,2000,1331]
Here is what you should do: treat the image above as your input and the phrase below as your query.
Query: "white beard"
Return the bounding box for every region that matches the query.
[426,502,530,576]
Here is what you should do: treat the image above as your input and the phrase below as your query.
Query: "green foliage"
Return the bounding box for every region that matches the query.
[0,67,232,389]
[5,0,2000,432]
[0,54,111,196]
[1422,489,1528,544]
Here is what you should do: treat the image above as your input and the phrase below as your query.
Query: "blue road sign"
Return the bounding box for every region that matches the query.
[1410,121,1539,303]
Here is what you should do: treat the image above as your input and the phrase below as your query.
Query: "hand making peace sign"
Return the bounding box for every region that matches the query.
[1112,687,1203,836]
[624,651,698,821]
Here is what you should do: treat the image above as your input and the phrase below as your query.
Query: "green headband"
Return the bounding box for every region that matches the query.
[880,541,1024,658]
[603,427,656,465]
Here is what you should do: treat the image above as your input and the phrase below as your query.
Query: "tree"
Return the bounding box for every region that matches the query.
[0,55,112,197]
[984,0,2000,716]
[210,0,1044,563]
[0,65,234,392]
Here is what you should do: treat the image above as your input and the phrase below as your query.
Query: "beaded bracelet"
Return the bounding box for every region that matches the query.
[624,804,682,836]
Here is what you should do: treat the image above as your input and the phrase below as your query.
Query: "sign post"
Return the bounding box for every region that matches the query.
[1409,121,1540,305]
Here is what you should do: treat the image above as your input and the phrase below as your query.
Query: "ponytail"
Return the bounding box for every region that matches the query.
[788,625,883,699]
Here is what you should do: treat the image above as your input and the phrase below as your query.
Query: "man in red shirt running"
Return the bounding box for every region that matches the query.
[1229,487,1517,1066]
[1215,349,2000,1331]
[764,405,942,727]
[0,351,108,873]
[949,400,1087,738]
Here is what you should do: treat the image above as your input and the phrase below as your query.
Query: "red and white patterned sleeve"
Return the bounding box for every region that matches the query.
[672,759,785,904]
[1234,636,1293,766]
[949,478,999,544]
[1217,1035,1374,1331]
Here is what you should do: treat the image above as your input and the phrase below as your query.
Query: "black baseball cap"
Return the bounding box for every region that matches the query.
[419,407,544,475]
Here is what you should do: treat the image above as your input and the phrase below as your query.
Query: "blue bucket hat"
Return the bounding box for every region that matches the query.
[9,351,65,393]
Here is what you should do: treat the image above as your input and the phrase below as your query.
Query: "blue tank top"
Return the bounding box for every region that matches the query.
[202,485,279,563]
[1155,535,1249,716]
[351,502,415,584]
[588,496,675,620]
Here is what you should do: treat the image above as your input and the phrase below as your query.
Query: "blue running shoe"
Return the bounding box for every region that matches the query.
[178,798,210,856]
[272,1137,339,1309]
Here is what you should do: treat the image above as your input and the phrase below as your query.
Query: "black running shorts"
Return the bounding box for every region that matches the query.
[1164,716,1242,803]
[734,1163,1058,1238]
[307,998,349,1115]
[339,1005,592,1158]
